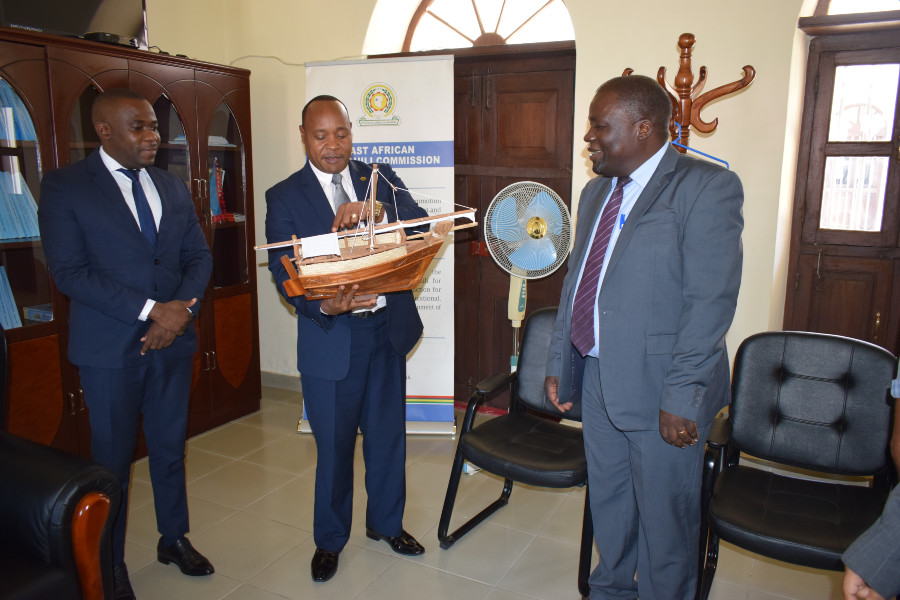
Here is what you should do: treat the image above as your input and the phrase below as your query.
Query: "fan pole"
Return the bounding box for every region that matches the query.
[508,276,526,372]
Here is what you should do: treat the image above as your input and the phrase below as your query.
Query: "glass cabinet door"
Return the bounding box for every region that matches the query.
[0,78,51,330]
[206,101,248,289]
[153,95,190,188]
[67,86,100,165]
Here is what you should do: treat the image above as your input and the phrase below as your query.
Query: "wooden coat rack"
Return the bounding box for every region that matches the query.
[624,33,755,152]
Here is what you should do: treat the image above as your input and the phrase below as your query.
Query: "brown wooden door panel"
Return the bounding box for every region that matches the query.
[790,254,893,346]
[6,336,65,445]
[486,71,574,171]
[209,293,260,422]
[454,73,482,166]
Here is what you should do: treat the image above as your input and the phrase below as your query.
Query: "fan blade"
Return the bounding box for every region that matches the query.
[508,237,557,272]
[490,196,525,243]
[523,191,565,236]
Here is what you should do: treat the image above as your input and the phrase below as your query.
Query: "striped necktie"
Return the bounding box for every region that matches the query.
[569,176,631,357]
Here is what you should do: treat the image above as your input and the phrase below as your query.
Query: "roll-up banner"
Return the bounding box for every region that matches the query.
[303,55,456,434]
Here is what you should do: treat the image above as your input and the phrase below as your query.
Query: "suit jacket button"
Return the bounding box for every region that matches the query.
[154,259,160,265]
[154,286,158,291]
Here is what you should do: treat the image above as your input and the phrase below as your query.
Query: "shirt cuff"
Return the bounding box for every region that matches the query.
[138,299,155,321]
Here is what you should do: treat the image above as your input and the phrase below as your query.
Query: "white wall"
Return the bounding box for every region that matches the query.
[146,0,813,378]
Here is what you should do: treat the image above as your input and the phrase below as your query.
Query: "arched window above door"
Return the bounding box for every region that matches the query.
[403,0,574,52]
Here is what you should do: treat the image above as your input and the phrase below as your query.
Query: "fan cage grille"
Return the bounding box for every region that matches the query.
[484,181,572,279]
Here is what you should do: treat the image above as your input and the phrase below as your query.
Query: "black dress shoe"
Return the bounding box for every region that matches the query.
[311,548,340,582]
[157,536,215,576]
[365,527,425,555]
[113,564,136,600]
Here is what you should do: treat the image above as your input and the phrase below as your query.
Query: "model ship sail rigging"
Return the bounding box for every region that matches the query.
[256,164,476,300]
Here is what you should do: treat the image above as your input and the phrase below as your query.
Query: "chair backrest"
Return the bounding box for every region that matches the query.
[730,330,896,476]
[514,306,582,422]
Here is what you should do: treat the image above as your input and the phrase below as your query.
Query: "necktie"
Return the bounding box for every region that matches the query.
[118,168,157,247]
[570,176,631,357]
[331,173,351,213]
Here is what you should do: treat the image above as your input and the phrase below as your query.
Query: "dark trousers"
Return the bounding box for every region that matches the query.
[301,311,408,552]
[79,352,192,566]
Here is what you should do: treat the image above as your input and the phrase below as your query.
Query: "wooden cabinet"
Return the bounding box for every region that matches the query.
[0,28,259,454]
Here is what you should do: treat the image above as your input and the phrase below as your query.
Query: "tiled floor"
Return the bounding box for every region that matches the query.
[124,386,846,599]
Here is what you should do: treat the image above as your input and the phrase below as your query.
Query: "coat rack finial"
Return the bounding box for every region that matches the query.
[624,33,755,152]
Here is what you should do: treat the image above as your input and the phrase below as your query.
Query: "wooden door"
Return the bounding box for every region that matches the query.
[784,32,900,354]
[453,44,575,405]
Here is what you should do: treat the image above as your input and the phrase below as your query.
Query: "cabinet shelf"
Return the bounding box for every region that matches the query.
[0,237,41,248]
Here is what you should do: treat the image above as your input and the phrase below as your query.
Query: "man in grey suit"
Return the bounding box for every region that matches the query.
[545,75,743,599]
[842,484,900,600]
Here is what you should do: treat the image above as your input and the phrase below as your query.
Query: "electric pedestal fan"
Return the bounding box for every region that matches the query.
[484,181,572,370]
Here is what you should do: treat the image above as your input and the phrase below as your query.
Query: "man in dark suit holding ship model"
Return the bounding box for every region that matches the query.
[265,95,428,583]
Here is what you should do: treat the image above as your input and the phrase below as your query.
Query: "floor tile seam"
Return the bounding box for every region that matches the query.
[351,552,402,600]
[185,454,241,483]
[367,556,499,596]
[236,505,314,536]
[222,582,294,600]
[238,454,317,477]
[207,574,244,600]
[183,503,240,536]
[491,534,547,599]
[215,537,307,585]
[187,434,299,466]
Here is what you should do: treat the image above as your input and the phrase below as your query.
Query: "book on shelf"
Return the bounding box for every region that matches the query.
[0,170,39,239]
[0,266,22,329]
[22,302,53,322]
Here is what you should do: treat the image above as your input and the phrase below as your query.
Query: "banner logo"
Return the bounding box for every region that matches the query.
[359,83,400,126]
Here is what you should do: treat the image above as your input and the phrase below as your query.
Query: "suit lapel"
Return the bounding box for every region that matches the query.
[299,163,340,232]
[603,146,679,279]
[86,151,149,244]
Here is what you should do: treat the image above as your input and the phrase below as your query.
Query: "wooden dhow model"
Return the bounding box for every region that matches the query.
[256,164,476,300]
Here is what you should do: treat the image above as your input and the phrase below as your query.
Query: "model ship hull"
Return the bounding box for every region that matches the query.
[279,220,452,300]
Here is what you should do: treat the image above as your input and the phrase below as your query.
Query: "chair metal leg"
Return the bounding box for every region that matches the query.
[696,529,720,600]
[438,443,467,548]
[438,449,513,549]
[577,483,593,598]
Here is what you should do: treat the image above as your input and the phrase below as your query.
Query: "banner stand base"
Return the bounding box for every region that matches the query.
[297,419,455,436]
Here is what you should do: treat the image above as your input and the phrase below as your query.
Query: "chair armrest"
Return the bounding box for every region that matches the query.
[0,432,119,570]
[475,371,516,396]
[707,417,732,448]
[459,371,518,435]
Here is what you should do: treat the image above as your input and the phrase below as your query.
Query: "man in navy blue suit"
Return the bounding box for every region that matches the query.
[39,88,214,599]
[265,95,428,583]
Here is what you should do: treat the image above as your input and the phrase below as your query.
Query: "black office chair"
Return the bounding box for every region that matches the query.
[697,331,898,600]
[0,323,121,600]
[438,306,592,598]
